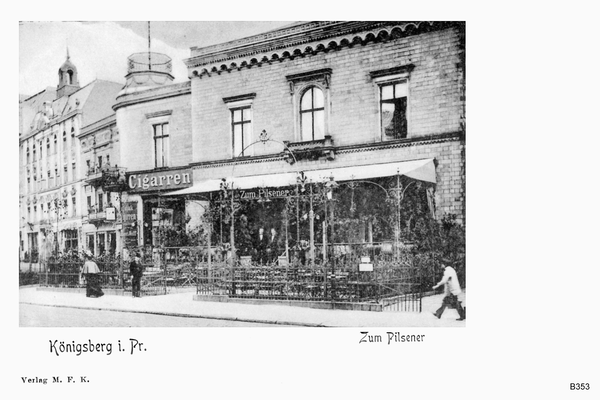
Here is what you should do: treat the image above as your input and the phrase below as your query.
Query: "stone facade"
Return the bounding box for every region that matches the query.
[186,21,466,224]
[19,54,122,264]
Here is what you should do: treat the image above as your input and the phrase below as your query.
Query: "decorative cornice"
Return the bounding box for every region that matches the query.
[222,93,257,104]
[186,21,460,79]
[113,81,191,112]
[145,110,173,119]
[188,132,463,170]
[369,64,415,79]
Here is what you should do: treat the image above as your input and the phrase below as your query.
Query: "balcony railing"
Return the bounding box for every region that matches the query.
[127,52,172,75]
[85,210,106,223]
[86,166,127,190]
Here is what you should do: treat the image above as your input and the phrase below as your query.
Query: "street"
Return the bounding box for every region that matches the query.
[20,303,281,327]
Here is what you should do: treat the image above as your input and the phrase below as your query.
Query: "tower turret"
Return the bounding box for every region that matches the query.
[57,48,80,98]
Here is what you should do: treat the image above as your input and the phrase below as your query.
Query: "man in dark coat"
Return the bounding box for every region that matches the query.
[254,227,269,265]
[130,252,144,297]
[267,227,281,263]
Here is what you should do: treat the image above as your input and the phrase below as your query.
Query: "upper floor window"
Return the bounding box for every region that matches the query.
[370,64,414,141]
[223,93,256,158]
[153,123,170,168]
[71,127,75,138]
[26,147,30,164]
[286,69,331,143]
[300,87,325,142]
[379,81,408,140]
[53,134,57,154]
[231,107,253,157]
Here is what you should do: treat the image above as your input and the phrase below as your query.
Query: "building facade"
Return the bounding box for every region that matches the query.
[113,52,194,253]
[19,53,122,268]
[20,21,466,270]
[175,21,465,261]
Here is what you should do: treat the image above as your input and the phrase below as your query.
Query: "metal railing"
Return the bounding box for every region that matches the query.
[127,52,172,75]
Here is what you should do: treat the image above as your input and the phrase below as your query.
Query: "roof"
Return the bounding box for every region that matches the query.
[19,80,122,140]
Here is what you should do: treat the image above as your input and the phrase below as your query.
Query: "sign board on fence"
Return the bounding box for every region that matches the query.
[359,263,373,272]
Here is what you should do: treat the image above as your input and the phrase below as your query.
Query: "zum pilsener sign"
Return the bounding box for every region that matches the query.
[127,169,192,192]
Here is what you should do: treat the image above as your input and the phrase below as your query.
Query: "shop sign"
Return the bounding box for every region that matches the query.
[127,169,192,192]
[238,188,294,200]
[121,202,138,247]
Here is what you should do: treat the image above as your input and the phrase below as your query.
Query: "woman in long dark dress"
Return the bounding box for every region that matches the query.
[82,253,104,298]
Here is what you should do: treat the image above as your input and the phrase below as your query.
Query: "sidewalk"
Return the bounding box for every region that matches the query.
[19,286,466,327]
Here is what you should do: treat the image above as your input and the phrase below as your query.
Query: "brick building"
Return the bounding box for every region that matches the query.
[169,21,466,262]
[109,21,465,267]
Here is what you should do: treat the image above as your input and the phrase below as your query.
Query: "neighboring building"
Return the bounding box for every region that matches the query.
[113,52,193,251]
[19,52,122,267]
[174,21,466,259]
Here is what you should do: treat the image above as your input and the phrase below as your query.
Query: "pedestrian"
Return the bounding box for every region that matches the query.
[432,259,465,321]
[130,251,144,297]
[253,227,269,265]
[81,251,104,298]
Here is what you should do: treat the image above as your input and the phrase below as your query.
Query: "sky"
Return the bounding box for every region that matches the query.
[19,21,293,97]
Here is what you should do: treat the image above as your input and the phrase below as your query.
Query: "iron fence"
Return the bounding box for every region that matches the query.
[27,244,446,311]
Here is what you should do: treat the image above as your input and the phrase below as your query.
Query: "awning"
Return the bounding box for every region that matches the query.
[166,158,436,196]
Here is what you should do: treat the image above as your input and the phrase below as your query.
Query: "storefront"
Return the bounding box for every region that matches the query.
[123,167,199,251]
[168,158,437,267]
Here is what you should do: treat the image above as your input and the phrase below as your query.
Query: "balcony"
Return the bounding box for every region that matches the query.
[85,210,106,223]
[86,166,128,191]
[283,135,336,164]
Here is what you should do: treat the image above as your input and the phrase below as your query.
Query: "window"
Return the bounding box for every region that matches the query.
[98,156,103,169]
[86,160,91,174]
[64,230,78,251]
[223,93,256,158]
[72,196,76,216]
[231,107,253,157]
[87,196,92,213]
[53,134,57,154]
[33,205,37,222]
[300,87,325,141]
[286,69,331,143]
[153,123,170,168]
[71,127,75,139]
[379,81,408,139]
[97,192,104,212]
[26,147,30,164]
[370,64,414,141]
[106,155,110,168]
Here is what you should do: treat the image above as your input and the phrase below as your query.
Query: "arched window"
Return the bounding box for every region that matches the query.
[67,70,74,85]
[300,87,325,141]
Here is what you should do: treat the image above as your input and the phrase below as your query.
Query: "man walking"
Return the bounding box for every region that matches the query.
[432,259,465,321]
[130,252,144,297]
